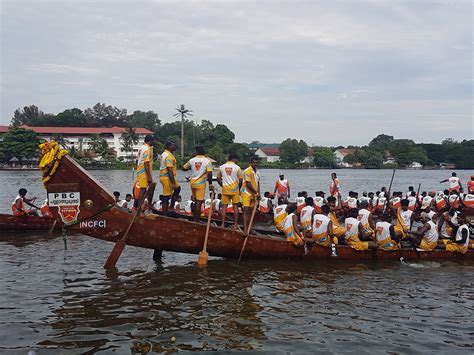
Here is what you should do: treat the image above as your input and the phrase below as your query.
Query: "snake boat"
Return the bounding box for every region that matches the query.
[0,213,58,232]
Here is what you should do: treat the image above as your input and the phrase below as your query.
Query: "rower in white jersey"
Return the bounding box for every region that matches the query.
[375,213,400,251]
[394,199,414,238]
[444,213,470,254]
[273,198,288,233]
[358,200,375,237]
[408,213,440,251]
[300,197,315,237]
[440,172,462,193]
[313,191,325,213]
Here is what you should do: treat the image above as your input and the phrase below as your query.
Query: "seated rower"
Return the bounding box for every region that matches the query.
[375,191,387,213]
[438,209,458,239]
[434,191,448,212]
[405,186,415,199]
[295,192,307,214]
[184,199,194,216]
[389,192,402,211]
[259,192,273,214]
[375,213,400,251]
[358,200,375,238]
[273,198,288,232]
[420,191,435,210]
[174,195,182,211]
[113,191,128,209]
[11,188,38,216]
[327,195,346,241]
[309,204,333,247]
[300,197,315,237]
[407,191,418,211]
[367,192,375,212]
[463,193,474,208]
[282,204,304,246]
[344,208,373,251]
[407,213,440,251]
[40,199,53,218]
[358,191,370,205]
[444,213,470,254]
[313,191,325,213]
[394,199,414,239]
[213,193,222,214]
[201,194,213,217]
[448,192,461,210]
[343,191,358,210]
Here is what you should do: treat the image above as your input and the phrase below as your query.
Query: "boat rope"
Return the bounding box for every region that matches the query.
[60,203,114,250]
[38,141,68,187]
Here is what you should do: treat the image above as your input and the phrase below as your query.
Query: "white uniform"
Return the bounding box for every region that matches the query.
[421,196,433,209]
[449,176,461,191]
[184,200,193,215]
[398,209,413,230]
[314,196,325,208]
[344,217,360,239]
[300,205,314,231]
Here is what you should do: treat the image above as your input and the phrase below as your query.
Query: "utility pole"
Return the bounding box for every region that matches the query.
[173,104,193,159]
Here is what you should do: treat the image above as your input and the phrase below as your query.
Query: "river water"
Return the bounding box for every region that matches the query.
[1,168,474,353]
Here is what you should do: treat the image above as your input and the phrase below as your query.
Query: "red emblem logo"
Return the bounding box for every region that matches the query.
[225,167,233,176]
[194,162,202,170]
[58,205,80,224]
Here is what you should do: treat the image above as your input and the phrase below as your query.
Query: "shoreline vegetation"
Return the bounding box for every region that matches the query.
[1,103,473,170]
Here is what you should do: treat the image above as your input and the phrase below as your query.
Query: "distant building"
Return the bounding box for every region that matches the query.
[383,150,396,165]
[0,125,153,160]
[408,161,423,169]
[334,148,356,168]
[255,146,314,164]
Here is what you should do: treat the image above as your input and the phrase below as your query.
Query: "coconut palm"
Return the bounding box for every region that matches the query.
[120,126,139,164]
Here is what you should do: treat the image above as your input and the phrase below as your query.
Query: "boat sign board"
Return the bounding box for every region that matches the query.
[48,192,81,207]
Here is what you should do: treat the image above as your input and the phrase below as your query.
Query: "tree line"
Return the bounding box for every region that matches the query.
[2,104,472,168]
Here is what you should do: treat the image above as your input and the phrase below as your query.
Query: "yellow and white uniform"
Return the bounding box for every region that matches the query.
[418,221,439,251]
[329,212,345,238]
[183,155,212,201]
[445,224,470,254]
[283,213,304,246]
[344,217,368,251]
[217,161,242,205]
[300,205,314,232]
[312,214,331,247]
[394,208,413,237]
[273,204,288,232]
[259,197,270,213]
[241,166,260,207]
[136,143,153,188]
[344,196,358,209]
[358,208,374,238]
[375,221,399,251]
[421,196,433,209]
[159,149,178,196]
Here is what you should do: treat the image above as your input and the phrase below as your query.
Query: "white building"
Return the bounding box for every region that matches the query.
[255,146,314,164]
[334,148,356,167]
[0,125,153,160]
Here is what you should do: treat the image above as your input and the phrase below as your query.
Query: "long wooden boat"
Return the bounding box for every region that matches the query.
[43,154,474,263]
[0,213,58,232]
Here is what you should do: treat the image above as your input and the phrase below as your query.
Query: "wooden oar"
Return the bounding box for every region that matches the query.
[48,220,57,234]
[237,200,258,265]
[104,182,156,269]
[381,169,396,214]
[197,191,214,267]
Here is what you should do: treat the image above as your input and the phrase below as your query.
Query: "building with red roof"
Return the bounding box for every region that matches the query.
[0,125,153,160]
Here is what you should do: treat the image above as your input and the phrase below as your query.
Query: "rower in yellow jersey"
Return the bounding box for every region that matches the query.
[326,194,345,242]
[241,157,261,233]
[135,135,156,210]
[159,141,180,214]
[217,153,243,229]
[182,145,214,222]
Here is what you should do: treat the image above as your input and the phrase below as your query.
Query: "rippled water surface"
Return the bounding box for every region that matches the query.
[1,168,474,353]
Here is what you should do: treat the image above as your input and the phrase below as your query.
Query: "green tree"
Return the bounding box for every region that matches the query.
[84,103,128,127]
[128,110,161,132]
[11,105,49,127]
[279,138,308,164]
[120,127,139,163]
[369,134,394,150]
[54,108,86,126]
[0,128,39,163]
[313,147,336,168]
[87,134,109,160]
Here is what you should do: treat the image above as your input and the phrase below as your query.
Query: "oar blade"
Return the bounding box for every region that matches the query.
[104,239,126,269]
[197,250,209,267]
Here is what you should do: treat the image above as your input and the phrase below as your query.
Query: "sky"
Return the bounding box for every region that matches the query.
[0,0,472,146]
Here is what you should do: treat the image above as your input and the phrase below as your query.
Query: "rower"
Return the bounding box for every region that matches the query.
[273,198,288,232]
[135,134,155,211]
[390,191,402,211]
[182,145,214,222]
[438,209,458,239]
[295,191,307,214]
[444,213,470,254]
[217,153,243,229]
[463,193,474,208]
[313,191,325,213]
[282,204,304,246]
[326,194,346,241]
[368,192,375,212]
[407,191,418,211]
[344,208,372,251]
[11,188,38,216]
[174,195,182,211]
[258,192,273,214]
[124,194,132,211]
[214,193,222,213]
[329,172,340,198]
[358,200,375,238]
[359,191,370,205]
[40,199,52,218]
[405,186,415,199]
[448,191,461,210]
[407,213,440,251]
[160,141,180,214]
[434,190,448,212]
[274,174,290,202]
[440,172,462,194]
[421,191,435,210]
[343,191,358,209]
[394,199,414,239]
[300,197,315,237]
[309,204,333,247]
[241,157,261,233]
[375,213,400,251]
[113,191,127,208]
[467,175,474,194]
[376,191,388,213]
[184,199,194,216]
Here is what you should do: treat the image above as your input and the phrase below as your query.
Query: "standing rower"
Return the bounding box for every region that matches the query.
[135,135,155,210]
[274,174,290,201]
[329,172,340,197]
[440,172,462,194]
[182,146,214,222]
[241,157,261,233]
[160,142,180,214]
[217,153,243,229]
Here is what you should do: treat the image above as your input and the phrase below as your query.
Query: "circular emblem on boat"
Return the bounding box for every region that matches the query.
[84,199,94,210]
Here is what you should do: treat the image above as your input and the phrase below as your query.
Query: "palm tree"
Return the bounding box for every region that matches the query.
[88,134,108,161]
[120,127,139,165]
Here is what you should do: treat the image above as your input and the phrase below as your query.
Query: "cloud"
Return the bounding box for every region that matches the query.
[0,0,472,145]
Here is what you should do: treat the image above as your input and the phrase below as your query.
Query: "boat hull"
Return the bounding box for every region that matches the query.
[0,214,58,232]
